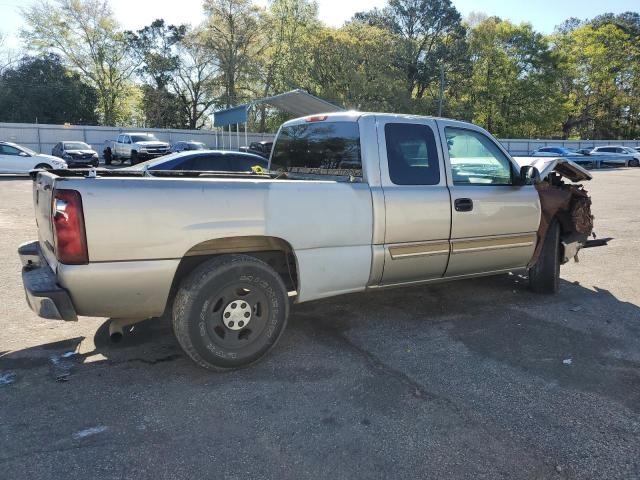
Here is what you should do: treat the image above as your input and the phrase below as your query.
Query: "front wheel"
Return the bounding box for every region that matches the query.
[130,151,138,165]
[529,218,561,294]
[172,254,289,371]
[34,163,52,170]
[629,159,640,167]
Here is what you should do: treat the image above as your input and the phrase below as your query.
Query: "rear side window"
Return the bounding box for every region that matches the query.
[270,121,362,177]
[385,123,440,185]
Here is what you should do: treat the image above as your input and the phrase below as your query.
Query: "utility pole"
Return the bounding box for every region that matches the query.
[438,64,445,117]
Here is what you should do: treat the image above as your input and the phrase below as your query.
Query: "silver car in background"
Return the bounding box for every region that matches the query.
[590,146,640,167]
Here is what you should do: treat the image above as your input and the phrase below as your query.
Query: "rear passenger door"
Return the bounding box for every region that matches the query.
[377,117,451,285]
[437,120,540,277]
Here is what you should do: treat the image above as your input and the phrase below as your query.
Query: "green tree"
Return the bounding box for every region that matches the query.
[172,30,221,129]
[468,17,564,137]
[254,0,320,130]
[21,0,138,125]
[353,0,469,113]
[553,18,640,138]
[126,19,187,128]
[0,54,98,124]
[303,24,408,112]
[203,0,265,108]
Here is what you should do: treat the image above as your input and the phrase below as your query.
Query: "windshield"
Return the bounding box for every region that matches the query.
[64,142,90,150]
[14,143,37,155]
[131,134,159,142]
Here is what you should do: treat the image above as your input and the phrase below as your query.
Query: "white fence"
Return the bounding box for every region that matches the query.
[0,122,275,157]
[1,121,639,157]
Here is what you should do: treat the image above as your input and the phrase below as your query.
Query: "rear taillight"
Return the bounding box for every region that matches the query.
[52,189,88,264]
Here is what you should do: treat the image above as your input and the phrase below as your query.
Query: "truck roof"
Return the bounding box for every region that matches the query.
[280,111,476,128]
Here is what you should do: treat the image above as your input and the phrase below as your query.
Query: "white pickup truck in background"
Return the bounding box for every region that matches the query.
[19,112,599,371]
[103,132,170,165]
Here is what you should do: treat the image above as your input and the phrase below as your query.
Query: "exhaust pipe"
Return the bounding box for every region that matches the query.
[108,318,145,343]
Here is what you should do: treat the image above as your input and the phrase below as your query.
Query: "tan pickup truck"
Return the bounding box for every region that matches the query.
[19,112,598,371]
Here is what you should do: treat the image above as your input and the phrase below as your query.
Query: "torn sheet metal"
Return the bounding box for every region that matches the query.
[528,179,594,267]
[514,157,593,183]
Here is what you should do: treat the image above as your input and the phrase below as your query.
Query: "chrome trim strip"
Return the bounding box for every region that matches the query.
[388,241,450,260]
[367,266,527,290]
[451,233,536,254]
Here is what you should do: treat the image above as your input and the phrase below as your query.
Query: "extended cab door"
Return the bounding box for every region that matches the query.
[436,120,540,277]
[376,117,451,285]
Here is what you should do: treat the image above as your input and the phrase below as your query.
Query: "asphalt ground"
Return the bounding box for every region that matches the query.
[0,169,639,479]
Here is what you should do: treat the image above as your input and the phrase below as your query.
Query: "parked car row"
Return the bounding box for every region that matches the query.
[0,141,67,173]
[531,145,640,167]
[4,136,639,175]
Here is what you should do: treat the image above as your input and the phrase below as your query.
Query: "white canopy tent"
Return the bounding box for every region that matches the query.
[212,89,344,150]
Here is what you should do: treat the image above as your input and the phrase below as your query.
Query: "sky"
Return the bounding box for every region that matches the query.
[1,0,638,49]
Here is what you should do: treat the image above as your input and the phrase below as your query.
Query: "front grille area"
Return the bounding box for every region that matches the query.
[146,148,169,155]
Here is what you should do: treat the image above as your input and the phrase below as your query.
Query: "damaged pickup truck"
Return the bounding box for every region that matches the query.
[19,113,600,371]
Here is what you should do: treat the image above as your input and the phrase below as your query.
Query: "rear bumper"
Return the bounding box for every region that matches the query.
[18,241,78,321]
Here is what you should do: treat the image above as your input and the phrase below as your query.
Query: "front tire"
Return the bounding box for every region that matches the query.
[130,151,138,165]
[529,218,561,294]
[172,254,289,371]
[34,163,52,170]
[629,159,640,167]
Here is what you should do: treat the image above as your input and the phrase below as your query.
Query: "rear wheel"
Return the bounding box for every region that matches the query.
[529,218,561,294]
[172,254,289,371]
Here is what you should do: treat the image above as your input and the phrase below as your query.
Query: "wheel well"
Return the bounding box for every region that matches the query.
[162,236,299,316]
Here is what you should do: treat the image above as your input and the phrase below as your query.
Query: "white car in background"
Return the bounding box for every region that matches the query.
[0,141,67,173]
[590,146,640,167]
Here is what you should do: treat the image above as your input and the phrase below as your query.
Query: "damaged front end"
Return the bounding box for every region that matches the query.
[523,158,608,267]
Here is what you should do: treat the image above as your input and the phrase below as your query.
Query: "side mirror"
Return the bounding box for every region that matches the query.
[518,165,540,185]
[19,151,29,157]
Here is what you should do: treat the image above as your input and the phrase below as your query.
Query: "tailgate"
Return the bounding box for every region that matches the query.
[32,172,58,267]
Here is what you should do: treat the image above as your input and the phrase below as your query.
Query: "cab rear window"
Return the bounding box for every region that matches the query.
[270,122,362,177]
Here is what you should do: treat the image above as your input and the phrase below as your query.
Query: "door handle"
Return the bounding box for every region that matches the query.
[454,198,473,212]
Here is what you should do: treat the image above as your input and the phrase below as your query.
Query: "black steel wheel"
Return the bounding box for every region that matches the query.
[529,218,561,294]
[172,254,289,371]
